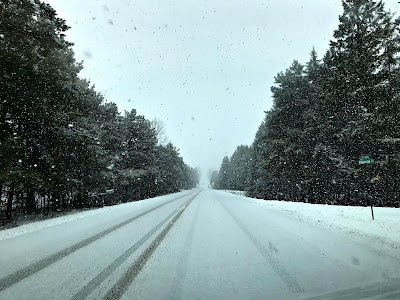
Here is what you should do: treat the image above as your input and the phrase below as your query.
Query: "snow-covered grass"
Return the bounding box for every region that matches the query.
[223,191,400,252]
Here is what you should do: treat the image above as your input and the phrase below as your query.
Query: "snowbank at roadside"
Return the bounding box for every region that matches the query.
[0,190,194,241]
[224,190,246,196]
[223,191,400,251]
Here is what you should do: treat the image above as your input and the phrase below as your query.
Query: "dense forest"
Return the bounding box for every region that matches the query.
[211,0,400,207]
[0,0,199,223]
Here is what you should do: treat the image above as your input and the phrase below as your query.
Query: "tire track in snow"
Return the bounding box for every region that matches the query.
[0,190,197,292]
[166,196,201,299]
[226,194,354,270]
[101,191,200,300]
[218,199,305,294]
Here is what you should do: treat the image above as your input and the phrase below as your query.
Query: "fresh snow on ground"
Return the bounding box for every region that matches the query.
[0,190,194,241]
[224,190,246,196]
[223,190,400,252]
[126,189,400,299]
[1,188,399,299]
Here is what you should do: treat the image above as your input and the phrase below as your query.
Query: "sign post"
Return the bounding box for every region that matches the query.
[358,155,377,220]
[369,176,381,220]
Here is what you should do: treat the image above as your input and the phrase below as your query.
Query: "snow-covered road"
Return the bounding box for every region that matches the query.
[0,189,399,299]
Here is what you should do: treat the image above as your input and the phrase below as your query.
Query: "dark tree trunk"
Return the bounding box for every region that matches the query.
[52,191,59,211]
[43,194,49,216]
[25,187,36,214]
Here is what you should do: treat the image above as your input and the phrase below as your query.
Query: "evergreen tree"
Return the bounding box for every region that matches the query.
[228,145,251,191]
[225,0,400,207]
[218,156,231,189]
[209,170,220,189]
[319,0,400,204]
[0,0,199,221]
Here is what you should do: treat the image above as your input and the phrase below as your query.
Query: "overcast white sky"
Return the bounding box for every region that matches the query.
[46,0,399,180]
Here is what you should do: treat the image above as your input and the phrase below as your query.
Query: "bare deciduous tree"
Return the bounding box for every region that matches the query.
[150,118,170,146]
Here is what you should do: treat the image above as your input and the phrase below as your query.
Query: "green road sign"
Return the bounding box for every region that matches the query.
[359,155,374,165]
